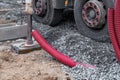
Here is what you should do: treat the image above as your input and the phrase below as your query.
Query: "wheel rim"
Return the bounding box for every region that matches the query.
[82,0,106,29]
[34,0,47,17]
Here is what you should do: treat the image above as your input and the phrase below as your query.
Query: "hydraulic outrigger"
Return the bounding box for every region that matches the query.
[11,0,40,54]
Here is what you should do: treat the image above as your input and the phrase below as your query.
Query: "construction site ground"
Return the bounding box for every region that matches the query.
[1,0,120,80]
[0,41,72,80]
[0,1,73,80]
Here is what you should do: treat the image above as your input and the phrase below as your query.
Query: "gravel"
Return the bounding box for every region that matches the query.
[33,19,120,80]
[1,1,120,80]
[0,0,26,24]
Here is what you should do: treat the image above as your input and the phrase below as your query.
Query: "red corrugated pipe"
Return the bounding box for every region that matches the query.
[114,0,120,46]
[32,29,96,68]
[108,0,120,61]
[108,9,120,61]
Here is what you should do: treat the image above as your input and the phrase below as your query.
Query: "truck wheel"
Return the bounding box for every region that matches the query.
[74,0,114,42]
[32,0,63,26]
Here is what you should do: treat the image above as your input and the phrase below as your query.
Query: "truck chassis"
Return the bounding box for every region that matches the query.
[32,0,114,42]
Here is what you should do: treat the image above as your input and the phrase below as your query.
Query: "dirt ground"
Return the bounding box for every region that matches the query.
[0,2,73,79]
[0,43,73,80]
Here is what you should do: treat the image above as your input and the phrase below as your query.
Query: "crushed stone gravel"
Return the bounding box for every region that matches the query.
[33,19,120,80]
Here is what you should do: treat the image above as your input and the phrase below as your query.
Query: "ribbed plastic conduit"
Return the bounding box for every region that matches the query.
[108,8,120,61]
[108,0,120,61]
[32,30,95,68]
[114,0,120,47]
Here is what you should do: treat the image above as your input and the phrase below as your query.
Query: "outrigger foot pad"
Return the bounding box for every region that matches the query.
[11,41,41,54]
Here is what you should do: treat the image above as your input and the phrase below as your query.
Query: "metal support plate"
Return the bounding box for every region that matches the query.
[11,41,41,54]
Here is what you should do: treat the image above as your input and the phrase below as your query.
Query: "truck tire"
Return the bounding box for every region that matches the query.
[74,0,114,42]
[32,0,63,26]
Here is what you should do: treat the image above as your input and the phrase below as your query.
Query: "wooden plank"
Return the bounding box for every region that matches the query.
[0,24,27,41]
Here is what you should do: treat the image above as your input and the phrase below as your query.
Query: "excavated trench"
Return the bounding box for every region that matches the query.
[0,0,120,80]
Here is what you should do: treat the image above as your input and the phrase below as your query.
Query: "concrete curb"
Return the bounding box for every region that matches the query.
[0,24,27,41]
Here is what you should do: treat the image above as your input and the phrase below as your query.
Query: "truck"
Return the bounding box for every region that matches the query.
[32,0,114,42]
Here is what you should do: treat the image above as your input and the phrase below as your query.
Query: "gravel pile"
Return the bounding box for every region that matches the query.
[34,19,120,80]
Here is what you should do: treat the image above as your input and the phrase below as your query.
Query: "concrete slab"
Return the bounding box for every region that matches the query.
[0,24,27,41]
